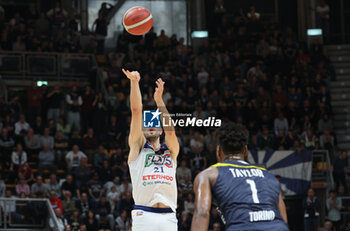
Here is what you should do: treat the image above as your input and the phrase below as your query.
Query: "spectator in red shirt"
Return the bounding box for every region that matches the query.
[49,190,63,214]
[27,82,43,124]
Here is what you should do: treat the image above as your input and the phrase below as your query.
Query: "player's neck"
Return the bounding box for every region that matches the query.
[225,154,243,162]
[147,139,161,151]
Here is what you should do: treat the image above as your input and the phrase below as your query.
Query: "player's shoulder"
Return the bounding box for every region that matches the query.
[194,166,218,187]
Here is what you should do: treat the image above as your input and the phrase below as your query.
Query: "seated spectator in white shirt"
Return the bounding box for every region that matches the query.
[11,143,27,172]
[65,145,87,171]
[14,114,30,136]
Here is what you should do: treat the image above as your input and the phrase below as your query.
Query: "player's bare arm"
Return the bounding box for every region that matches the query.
[153,78,179,162]
[191,167,218,231]
[279,193,288,223]
[123,68,146,163]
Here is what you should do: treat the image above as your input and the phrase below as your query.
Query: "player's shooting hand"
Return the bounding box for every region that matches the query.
[154,78,164,103]
[122,68,140,82]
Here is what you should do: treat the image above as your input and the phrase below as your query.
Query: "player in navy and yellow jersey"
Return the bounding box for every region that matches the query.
[191,123,289,231]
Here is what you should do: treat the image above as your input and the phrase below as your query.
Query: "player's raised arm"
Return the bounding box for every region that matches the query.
[123,68,145,162]
[279,193,288,223]
[191,169,213,231]
[153,78,179,161]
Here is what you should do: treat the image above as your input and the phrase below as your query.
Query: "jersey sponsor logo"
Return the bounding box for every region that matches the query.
[145,153,173,168]
[249,210,275,222]
[136,211,144,216]
[142,174,174,181]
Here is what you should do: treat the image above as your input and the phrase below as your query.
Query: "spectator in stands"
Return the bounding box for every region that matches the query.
[74,158,91,188]
[326,190,341,231]
[0,174,5,197]
[93,145,108,169]
[16,176,30,196]
[321,220,333,231]
[55,131,69,168]
[274,112,289,136]
[81,85,95,133]
[49,207,67,231]
[24,128,40,156]
[62,191,76,218]
[0,127,15,164]
[32,116,44,135]
[300,128,319,150]
[95,195,114,230]
[180,174,193,196]
[104,176,121,195]
[333,151,349,193]
[257,126,274,150]
[316,0,330,43]
[107,185,119,212]
[97,160,112,183]
[47,1,68,35]
[40,127,54,149]
[92,12,108,54]
[47,173,61,198]
[31,175,49,195]
[184,192,195,215]
[88,172,103,201]
[66,85,82,131]
[14,114,30,136]
[68,209,82,231]
[303,188,320,231]
[66,145,87,172]
[115,209,130,231]
[76,192,94,219]
[83,128,99,161]
[49,190,63,214]
[18,162,34,183]
[177,160,192,185]
[47,85,63,123]
[38,144,55,172]
[318,113,333,134]
[11,143,27,172]
[69,129,83,149]
[26,82,43,124]
[62,174,79,200]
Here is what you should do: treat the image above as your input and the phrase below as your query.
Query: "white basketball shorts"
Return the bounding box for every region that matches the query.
[131,207,178,231]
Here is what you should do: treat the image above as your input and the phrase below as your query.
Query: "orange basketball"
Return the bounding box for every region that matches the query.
[123,6,153,36]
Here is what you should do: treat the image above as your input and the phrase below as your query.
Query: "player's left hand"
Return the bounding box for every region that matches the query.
[154,78,164,103]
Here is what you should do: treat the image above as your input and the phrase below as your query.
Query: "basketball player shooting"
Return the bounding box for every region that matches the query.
[191,123,289,231]
[122,69,179,231]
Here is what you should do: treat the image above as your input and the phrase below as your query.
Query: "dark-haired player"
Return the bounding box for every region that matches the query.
[123,69,179,231]
[191,123,289,231]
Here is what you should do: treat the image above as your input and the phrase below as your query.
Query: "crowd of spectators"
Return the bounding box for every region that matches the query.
[0,1,342,231]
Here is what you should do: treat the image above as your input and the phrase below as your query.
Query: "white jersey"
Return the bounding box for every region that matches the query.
[129,141,177,212]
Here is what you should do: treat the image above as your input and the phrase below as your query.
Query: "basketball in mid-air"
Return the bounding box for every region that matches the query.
[123,6,153,36]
